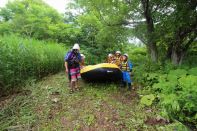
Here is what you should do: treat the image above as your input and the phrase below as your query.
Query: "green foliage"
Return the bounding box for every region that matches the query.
[84,114,95,126]
[146,69,197,126]
[188,67,197,76]
[65,0,131,64]
[1,0,196,65]
[140,94,155,106]
[76,0,196,65]
[0,0,80,44]
[0,34,65,93]
[136,63,197,127]
[168,69,187,77]
[124,45,147,64]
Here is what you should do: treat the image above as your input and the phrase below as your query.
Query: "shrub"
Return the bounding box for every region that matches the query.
[140,68,197,126]
[154,74,197,126]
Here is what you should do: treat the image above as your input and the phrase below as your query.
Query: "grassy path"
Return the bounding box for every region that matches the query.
[0,72,186,130]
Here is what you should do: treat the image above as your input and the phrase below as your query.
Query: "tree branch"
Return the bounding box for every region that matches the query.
[183,30,197,52]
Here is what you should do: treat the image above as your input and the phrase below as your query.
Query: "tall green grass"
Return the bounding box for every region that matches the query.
[0,35,66,94]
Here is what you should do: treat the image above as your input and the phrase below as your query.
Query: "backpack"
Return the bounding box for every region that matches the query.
[65,51,81,68]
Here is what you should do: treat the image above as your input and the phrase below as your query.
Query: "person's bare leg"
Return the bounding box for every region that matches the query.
[73,81,76,91]
[75,81,79,91]
[70,81,75,93]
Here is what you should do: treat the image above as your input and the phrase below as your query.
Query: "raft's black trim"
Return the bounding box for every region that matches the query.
[81,67,122,82]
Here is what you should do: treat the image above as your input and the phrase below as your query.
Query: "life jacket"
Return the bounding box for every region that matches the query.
[80,59,85,66]
[121,61,130,71]
[114,56,122,66]
[107,57,113,63]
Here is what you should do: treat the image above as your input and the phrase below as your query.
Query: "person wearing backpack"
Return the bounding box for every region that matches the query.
[65,43,82,93]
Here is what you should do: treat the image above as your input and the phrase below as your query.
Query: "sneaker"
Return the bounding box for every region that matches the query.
[128,83,132,91]
[75,88,80,91]
[69,89,74,94]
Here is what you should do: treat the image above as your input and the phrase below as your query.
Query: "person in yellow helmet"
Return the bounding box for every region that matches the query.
[114,51,123,67]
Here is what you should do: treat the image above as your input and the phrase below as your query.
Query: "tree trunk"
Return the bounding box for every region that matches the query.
[171,47,185,65]
[148,42,158,62]
[141,0,158,62]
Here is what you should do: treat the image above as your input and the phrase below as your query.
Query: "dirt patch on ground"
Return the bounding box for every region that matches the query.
[48,102,63,120]
[78,100,125,131]
[0,95,14,109]
[145,117,170,126]
[110,89,139,105]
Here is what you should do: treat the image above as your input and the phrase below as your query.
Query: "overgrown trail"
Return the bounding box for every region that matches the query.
[0,72,182,130]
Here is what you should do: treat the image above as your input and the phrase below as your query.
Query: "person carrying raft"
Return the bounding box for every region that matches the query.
[114,51,123,67]
[120,53,133,90]
[107,53,114,63]
[65,43,82,93]
[80,54,86,69]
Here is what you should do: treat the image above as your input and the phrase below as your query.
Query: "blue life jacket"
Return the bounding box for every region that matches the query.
[128,60,133,70]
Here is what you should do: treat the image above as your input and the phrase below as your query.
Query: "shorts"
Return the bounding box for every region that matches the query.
[70,67,81,81]
[122,71,131,83]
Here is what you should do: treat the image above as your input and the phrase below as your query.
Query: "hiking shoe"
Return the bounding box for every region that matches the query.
[69,89,74,94]
[128,83,132,91]
[75,88,80,91]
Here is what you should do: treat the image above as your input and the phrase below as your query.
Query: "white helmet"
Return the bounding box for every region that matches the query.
[108,53,113,57]
[116,51,121,54]
[73,43,80,50]
[81,54,85,58]
[124,53,129,57]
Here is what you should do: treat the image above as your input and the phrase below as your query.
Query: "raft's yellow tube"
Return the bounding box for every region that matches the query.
[80,63,120,74]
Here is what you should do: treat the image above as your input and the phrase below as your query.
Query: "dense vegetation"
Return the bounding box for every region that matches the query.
[0,35,65,95]
[0,0,197,130]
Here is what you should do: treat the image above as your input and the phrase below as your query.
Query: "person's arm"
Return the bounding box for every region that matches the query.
[65,62,68,73]
[128,60,133,72]
[78,53,82,62]
[112,59,115,64]
[64,52,70,73]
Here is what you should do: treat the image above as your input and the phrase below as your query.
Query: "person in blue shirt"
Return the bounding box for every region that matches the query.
[64,44,82,93]
[120,53,133,90]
